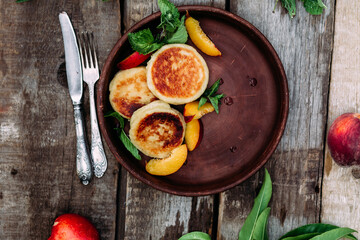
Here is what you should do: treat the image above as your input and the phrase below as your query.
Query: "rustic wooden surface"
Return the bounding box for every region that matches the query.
[0,1,121,239]
[321,0,360,237]
[218,1,335,240]
[0,0,358,239]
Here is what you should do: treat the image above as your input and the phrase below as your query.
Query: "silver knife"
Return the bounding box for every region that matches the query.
[59,12,92,185]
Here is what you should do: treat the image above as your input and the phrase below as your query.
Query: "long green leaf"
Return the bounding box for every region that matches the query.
[238,169,272,240]
[115,128,141,160]
[309,227,357,240]
[104,111,124,128]
[279,223,357,240]
[253,207,271,240]
[282,233,319,240]
[178,231,211,240]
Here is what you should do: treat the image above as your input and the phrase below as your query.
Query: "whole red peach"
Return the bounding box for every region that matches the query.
[327,113,360,166]
[48,213,99,240]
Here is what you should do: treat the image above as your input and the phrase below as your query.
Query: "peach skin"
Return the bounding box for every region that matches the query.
[185,119,203,151]
[145,145,188,176]
[185,11,221,56]
[183,101,215,122]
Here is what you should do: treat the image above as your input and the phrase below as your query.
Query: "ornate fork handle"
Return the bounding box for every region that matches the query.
[73,104,92,185]
[88,83,107,178]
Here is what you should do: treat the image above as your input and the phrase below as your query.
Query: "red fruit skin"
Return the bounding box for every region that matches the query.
[184,115,195,123]
[327,113,360,166]
[117,51,151,70]
[48,213,99,240]
[194,119,204,150]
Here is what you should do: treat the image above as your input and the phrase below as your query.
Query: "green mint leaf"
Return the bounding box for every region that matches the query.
[166,15,188,44]
[214,93,224,100]
[309,227,357,240]
[238,169,272,240]
[128,29,164,55]
[178,231,211,240]
[280,0,296,18]
[157,0,181,33]
[208,96,219,114]
[116,128,141,160]
[253,207,271,240]
[302,0,326,15]
[104,111,125,129]
[203,78,221,97]
[279,223,357,240]
[198,96,208,109]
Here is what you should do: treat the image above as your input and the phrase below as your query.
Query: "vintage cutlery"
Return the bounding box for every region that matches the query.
[78,32,107,178]
[59,12,92,185]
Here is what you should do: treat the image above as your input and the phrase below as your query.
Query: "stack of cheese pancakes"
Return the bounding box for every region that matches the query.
[109,44,209,158]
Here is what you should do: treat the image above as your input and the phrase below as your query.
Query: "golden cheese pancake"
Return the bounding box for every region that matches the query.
[109,67,157,119]
[146,44,209,105]
[129,100,186,158]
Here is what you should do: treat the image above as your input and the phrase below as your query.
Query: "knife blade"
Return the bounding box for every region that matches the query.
[59,12,92,185]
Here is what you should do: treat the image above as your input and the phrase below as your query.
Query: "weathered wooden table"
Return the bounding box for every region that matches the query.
[1,0,359,239]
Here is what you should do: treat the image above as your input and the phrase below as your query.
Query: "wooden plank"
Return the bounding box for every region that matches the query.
[217,1,335,239]
[0,1,121,239]
[119,1,225,239]
[321,0,360,236]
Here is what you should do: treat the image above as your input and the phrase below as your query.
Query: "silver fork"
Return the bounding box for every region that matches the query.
[78,32,107,178]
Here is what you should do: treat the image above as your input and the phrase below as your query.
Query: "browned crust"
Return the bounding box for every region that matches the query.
[151,47,204,98]
[136,112,184,153]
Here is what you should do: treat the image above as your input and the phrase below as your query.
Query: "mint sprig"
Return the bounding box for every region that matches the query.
[276,0,326,18]
[198,78,224,114]
[104,111,141,160]
[127,0,188,55]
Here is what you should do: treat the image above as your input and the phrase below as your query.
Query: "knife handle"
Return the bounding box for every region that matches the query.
[73,104,92,185]
[88,83,107,178]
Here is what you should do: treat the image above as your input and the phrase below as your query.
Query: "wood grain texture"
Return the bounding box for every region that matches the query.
[321,0,360,236]
[119,1,224,239]
[217,1,335,239]
[0,1,120,239]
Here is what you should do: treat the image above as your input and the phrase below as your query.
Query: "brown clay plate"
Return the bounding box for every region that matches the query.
[97,6,289,196]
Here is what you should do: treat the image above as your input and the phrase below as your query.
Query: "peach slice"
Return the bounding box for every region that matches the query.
[183,101,215,123]
[117,51,151,70]
[185,119,203,151]
[185,11,221,56]
[145,145,188,176]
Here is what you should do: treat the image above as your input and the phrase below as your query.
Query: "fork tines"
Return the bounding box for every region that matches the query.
[78,32,98,70]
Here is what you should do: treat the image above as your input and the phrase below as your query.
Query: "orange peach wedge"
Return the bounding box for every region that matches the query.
[185,119,203,151]
[145,145,188,176]
[185,11,221,56]
[183,101,215,123]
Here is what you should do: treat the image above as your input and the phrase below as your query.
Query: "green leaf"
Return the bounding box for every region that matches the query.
[128,29,164,55]
[203,78,221,97]
[309,227,357,240]
[116,128,141,160]
[280,0,296,18]
[302,0,326,15]
[282,233,319,240]
[208,96,219,114]
[104,111,124,129]
[238,169,272,240]
[166,15,188,44]
[16,0,30,2]
[178,231,211,240]
[253,207,271,240]
[157,0,181,33]
[279,223,357,240]
[198,96,208,109]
